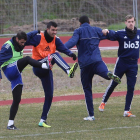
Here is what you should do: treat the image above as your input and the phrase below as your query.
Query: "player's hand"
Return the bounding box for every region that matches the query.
[70,53,77,61]
[102,29,109,36]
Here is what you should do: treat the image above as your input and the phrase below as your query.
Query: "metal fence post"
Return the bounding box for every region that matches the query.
[133,0,135,17]
[135,0,138,27]
[33,0,38,30]
[33,0,35,30]
[35,0,38,30]
[133,0,138,27]
[0,18,4,34]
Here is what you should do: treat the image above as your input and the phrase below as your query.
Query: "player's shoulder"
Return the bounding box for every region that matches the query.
[1,42,12,53]
[55,35,60,39]
[2,40,13,50]
[55,36,61,42]
[115,29,126,36]
[116,29,125,32]
[3,42,11,49]
[74,27,81,32]
[136,28,140,36]
[137,28,140,32]
[55,35,63,44]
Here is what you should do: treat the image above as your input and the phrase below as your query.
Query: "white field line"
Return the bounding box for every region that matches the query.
[0,125,140,139]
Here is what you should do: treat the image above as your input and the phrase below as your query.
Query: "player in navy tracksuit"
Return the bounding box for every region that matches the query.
[99,15,139,117]
[25,21,78,127]
[65,15,121,121]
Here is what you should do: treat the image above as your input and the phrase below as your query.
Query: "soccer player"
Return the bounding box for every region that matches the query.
[25,21,78,127]
[99,15,139,117]
[64,15,121,121]
[0,31,51,130]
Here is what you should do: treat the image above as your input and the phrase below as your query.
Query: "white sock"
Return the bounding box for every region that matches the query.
[66,69,70,75]
[40,119,45,123]
[8,120,14,126]
[124,111,129,113]
[41,63,49,69]
[102,102,106,104]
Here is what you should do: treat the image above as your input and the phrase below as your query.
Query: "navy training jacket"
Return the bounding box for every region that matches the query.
[107,29,140,59]
[65,23,107,68]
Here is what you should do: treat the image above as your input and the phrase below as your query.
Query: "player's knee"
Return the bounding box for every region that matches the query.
[54,52,59,55]
[24,56,31,61]
[45,94,53,101]
[128,85,134,92]
[13,97,21,105]
[52,52,60,58]
[106,77,110,80]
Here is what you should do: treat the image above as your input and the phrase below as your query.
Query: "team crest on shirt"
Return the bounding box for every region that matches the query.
[124,36,127,39]
[137,35,140,39]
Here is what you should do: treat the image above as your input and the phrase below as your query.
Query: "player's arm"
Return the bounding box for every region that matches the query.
[25,30,40,46]
[106,30,119,41]
[0,44,13,79]
[0,69,2,80]
[95,27,108,40]
[95,27,119,41]
[55,38,77,60]
[98,26,119,41]
[64,29,79,49]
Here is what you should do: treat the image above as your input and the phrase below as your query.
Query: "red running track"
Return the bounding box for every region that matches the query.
[0,90,140,106]
[0,37,119,49]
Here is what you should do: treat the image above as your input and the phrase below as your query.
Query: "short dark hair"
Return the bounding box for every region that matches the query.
[79,15,89,24]
[47,21,57,29]
[16,31,27,40]
[125,15,136,21]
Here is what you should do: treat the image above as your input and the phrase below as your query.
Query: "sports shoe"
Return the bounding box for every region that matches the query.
[7,125,18,130]
[68,62,78,78]
[83,116,95,121]
[38,121,51,128]
[99,102,105,112]
[123,111,136,117]
[107,72,121,84]
[47,54,53,70]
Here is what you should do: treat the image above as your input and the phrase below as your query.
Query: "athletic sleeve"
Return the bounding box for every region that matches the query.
[64,29,79,49]
[0,69,2,79]
[0,43,13,79]
[25,30,41,46]
[106,30,119,41]
[55,37,73,56]
[95,27,108,40]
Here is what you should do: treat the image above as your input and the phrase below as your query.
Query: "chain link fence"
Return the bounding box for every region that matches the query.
[0,0,139,36]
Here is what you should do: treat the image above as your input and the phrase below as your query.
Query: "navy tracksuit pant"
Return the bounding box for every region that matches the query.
[33,52,70,120]
[102,57,138,111]
[81,61,110,116]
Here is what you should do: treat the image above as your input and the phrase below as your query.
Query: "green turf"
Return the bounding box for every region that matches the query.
[0,49,140,139]
[0,95,140,140]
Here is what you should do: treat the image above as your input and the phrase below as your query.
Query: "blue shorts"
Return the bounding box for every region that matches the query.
[3,61,23,90]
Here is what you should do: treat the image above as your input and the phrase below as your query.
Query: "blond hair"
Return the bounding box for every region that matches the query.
[125,15,136,21]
